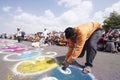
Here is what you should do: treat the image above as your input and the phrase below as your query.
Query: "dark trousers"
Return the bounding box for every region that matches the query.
[79,29,103,67]
[17,36,22,43]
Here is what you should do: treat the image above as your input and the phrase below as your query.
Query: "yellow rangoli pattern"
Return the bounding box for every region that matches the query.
[17,57,58,73]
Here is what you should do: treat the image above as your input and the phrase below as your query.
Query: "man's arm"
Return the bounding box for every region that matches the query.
[67,35,86,63]
[65,39,74,61]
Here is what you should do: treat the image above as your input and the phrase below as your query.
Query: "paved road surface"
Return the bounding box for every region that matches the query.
[0,39,120,80]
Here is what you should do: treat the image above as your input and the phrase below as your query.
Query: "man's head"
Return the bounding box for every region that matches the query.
[17,28,20,31]
[44,28,46,31]
[64,27,75,39]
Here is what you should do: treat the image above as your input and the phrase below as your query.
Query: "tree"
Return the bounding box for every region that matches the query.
[103,11,120,30]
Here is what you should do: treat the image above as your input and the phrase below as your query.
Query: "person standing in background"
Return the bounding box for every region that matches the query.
[40,28,48,44]
[16,28,22,43]
[21,31,26,41]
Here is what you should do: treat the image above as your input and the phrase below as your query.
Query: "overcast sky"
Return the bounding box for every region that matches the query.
[0,0,120,34]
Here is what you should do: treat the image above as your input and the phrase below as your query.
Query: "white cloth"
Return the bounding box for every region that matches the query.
[17,29,22,37]
[42,29,48,39]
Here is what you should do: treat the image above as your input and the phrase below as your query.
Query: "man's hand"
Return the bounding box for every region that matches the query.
[61,60,70,70]
[62,60,69,67]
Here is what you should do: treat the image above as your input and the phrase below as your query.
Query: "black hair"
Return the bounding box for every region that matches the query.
[64,27,75,39]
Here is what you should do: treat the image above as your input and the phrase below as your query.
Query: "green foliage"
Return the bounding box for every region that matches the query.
[103,11,120,30]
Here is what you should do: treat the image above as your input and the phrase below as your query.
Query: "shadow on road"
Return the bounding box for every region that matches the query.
[55,56,85,68]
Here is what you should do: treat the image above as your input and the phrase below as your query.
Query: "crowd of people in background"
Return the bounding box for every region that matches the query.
[30,28,67,47]
[0,28,120,53]
[97,28,120,53]
[0,28,67,47]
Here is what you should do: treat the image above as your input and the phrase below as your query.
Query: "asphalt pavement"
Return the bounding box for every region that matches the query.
[0,39,120,80]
